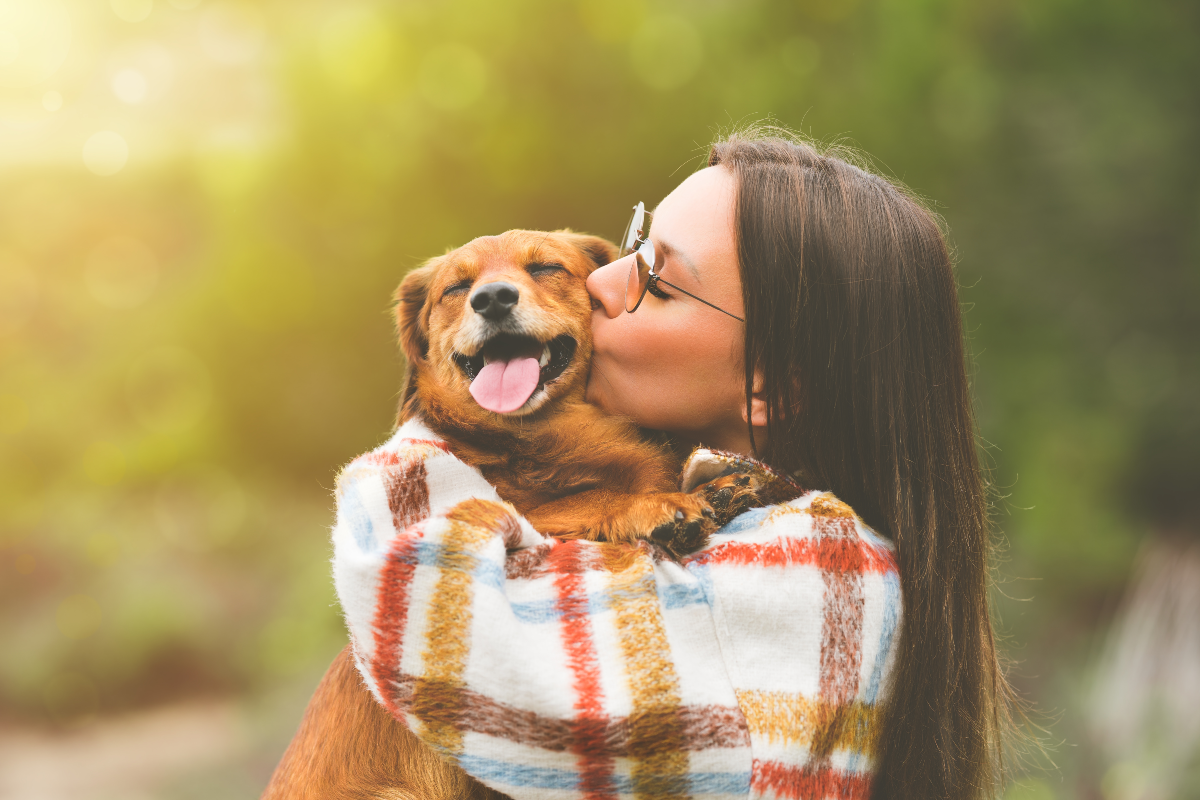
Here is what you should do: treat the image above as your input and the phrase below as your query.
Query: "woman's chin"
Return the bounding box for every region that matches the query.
[583,378,613,414]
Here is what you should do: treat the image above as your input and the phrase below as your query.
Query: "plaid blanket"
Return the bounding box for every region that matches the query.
[333,417,903,800]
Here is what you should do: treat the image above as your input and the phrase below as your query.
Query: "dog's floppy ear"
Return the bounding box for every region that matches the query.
[394,259,441,423]
[394,259,440,365]
[555,230,619,273]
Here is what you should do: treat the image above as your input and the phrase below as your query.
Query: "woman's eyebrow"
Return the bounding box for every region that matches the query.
[656,238,701,282]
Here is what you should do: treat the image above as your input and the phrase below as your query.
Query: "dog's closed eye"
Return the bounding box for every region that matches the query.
[526,262,565,277]
[442,280,472,300]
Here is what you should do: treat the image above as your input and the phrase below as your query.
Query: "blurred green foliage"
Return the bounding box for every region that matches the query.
[0,0,1196,794]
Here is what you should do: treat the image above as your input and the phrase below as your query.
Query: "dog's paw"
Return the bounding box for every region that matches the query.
[640,493,717,558]
[694,471,765,527]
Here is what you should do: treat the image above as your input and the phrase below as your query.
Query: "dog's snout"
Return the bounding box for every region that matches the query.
[470,282,520,321]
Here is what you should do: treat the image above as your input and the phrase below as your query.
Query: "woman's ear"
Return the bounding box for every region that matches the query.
[393,259,440,365]
[555,230,620,273]
[741,369,770,428]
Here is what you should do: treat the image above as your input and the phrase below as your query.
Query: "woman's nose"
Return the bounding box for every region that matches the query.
[587,253,633,319]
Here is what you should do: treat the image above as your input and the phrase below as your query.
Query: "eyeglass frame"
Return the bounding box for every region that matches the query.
[620,201,745,323]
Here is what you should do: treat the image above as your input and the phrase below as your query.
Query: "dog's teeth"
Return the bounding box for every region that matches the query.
[539,345,550,367]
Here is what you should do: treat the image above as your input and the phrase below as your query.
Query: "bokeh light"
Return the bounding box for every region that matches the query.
[112,68,147,103]
[82,130,129,175]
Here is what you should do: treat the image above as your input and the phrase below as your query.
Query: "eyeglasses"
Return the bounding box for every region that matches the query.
[619,202,745,322]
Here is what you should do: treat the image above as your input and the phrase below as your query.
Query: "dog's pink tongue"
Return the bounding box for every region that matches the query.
[469,357,541,413]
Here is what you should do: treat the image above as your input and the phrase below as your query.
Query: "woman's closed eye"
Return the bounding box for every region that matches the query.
[647,280,671,299]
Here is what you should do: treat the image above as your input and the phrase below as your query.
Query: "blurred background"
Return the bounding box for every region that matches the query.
[0,0,1196,797]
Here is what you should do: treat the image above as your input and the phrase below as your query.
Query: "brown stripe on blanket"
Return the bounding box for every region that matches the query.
[505,542,557,579]
[385,674,750,755]
[810,495,865,760]
[383,458,429,533]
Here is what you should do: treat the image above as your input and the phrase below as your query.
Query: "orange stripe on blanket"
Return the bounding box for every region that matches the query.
[413,499,510,756]
[372,532,424,718]
[369,454,433,717]
[696,536,895,575]
[556,548,617,800]
[751,759,874,800]
[602,544,689,800]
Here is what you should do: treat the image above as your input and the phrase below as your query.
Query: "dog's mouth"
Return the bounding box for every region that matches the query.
[452,333,577,414]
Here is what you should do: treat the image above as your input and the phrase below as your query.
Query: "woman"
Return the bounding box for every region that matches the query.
[266,127,1016,800]
[589,130,1017,797]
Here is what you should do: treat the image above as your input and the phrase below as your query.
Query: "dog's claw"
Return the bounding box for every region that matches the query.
[674,510,685,522]
[693,471,766,527]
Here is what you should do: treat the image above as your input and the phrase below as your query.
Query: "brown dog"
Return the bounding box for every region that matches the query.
[263,230,756,800]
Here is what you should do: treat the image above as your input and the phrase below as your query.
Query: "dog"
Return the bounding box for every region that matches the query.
[263,230,758,800]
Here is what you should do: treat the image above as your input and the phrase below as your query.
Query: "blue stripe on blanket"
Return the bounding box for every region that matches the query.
[864,568,901,704]
[398,539,711,624]
[845,568,900,776]
[387,541,508,592]
[341,483,377,554]
[457,754,751,796]
[506,576,709,624]
[684,561,718,606]
[713,505,772,535]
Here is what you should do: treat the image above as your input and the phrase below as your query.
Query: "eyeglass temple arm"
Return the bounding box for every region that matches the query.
[654,276,745,322]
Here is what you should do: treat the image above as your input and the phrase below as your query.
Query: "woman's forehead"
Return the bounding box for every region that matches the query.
[652,166,734,229]
[650,166,737,277]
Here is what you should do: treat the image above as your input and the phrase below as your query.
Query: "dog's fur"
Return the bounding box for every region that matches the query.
[262,231,756,800]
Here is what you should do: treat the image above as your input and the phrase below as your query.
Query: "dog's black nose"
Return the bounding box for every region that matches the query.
[470,282,519,321]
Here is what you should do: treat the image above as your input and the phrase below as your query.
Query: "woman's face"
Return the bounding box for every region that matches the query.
[586,165,759,455]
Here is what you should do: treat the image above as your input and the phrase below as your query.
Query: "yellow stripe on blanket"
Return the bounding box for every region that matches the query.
[603,545,689,800]
[735,689,880,758]
[415,499,510,756]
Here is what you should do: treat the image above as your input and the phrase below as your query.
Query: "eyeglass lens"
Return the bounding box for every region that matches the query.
[622,203,656,313]
[619,203,644,258]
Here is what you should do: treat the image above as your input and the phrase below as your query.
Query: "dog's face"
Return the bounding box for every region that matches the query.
[396,230,618,426]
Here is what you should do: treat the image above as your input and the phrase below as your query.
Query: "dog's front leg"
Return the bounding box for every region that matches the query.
[535,484,763,558]
[526,469,768,558]
[526,488,713,557]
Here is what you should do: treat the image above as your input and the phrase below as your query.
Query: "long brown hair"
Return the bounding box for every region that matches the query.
[708,127,1018,799]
